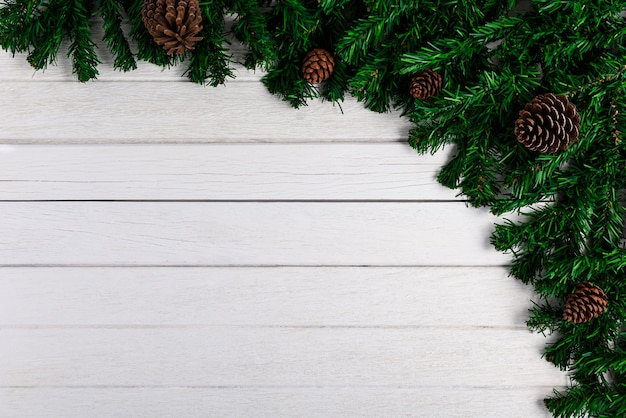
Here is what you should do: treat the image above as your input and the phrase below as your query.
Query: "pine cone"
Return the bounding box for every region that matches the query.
[302,48,335,84]
[409,69,443,100]
[141,0,203,56]
[514,93,580,154]
[563,282,608,324]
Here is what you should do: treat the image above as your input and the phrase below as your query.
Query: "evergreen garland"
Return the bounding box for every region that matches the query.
[2,0,626,416]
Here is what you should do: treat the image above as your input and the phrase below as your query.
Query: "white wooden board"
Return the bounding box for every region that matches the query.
[0,327,563,387]
[0,82,412,144]
[0,143,457,201]
[0,387,557,418]
[0,202,508,266]
[0,267,532,327]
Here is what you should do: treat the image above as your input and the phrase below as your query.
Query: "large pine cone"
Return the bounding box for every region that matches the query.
[302,48,335,84]
[141,0,203,56]
[409,69,443,100]
[563,282,608,324]
[514,93,580,154]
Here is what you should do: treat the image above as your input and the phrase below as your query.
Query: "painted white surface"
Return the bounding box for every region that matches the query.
[0,387,555,418]
[0,82,412,143]
[0,144,457,201]
[0,35,564,418]
[0,202,508,266]
[0,267,534,326]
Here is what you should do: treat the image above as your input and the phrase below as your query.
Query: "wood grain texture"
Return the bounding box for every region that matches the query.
[0,328,564,388]
[0,387,555,418]
[0,82,412,144]
[0,266,531,327]
[0,202,509,266]
[0,143,458,201]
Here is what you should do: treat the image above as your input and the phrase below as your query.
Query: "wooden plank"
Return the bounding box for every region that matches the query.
[0,82,412,144]
[0,267,533,327]
[0,202,510,266]
[0,386,557,418]
[0,328,565,388]
[0,143,456,201]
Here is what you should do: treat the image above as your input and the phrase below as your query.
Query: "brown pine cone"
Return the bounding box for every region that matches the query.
[409,69,443,100]
[141,0,203,56]
[514,93,580,154]
[302,48,335,84]
[563,282,608,324]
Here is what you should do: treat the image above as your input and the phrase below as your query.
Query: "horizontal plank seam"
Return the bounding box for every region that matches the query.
[0,142,425,148]
[0,384,559,390]
[0,265,509,269]
[0,199,468,203]
[0,325,527,330]
[0,79,267,83]
[0,139,409,144]
[0,264,511,268]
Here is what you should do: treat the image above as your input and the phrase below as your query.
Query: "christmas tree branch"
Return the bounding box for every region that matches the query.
[185,0,234,85]
[99,0,137,72]
[124,0,174,67]
[66,0,99,81]
[228,0,275,71]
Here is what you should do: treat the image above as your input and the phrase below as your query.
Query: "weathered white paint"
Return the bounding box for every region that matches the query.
[0,328,563,387]
[0,266,531,327]
[1,387,555,418]
[0,82,412,144]
[0,143,458,201]
[0,24,563,417]
[0,202,509,266]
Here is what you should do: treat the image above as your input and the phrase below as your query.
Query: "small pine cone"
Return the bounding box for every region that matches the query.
[563,282,608,324]
[514,93,581,154]
[141,0,203,56]
[302,48,335,84]
[409,69,443,100]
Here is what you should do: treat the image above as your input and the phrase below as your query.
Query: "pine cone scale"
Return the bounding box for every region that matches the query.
[563,282,608,324]
[142,0,203,56]
[515,93,580,154]
[409,69,443,100]
[302,48,335,84]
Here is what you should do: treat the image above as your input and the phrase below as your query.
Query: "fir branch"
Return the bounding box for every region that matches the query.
[260,0,349,107]
[319,55,346,104]
[66,0,100,81]
[25,0,71,70]
[263,56,317,108]
[335,12,401,67]
[545,379,626,417]
[124,0,174,67]
[99,0,137,72]
[229,0,276,70]
[348,50,396,113]
[0,0,72,70]
[185,0,234,85]
[0,0,54,54]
